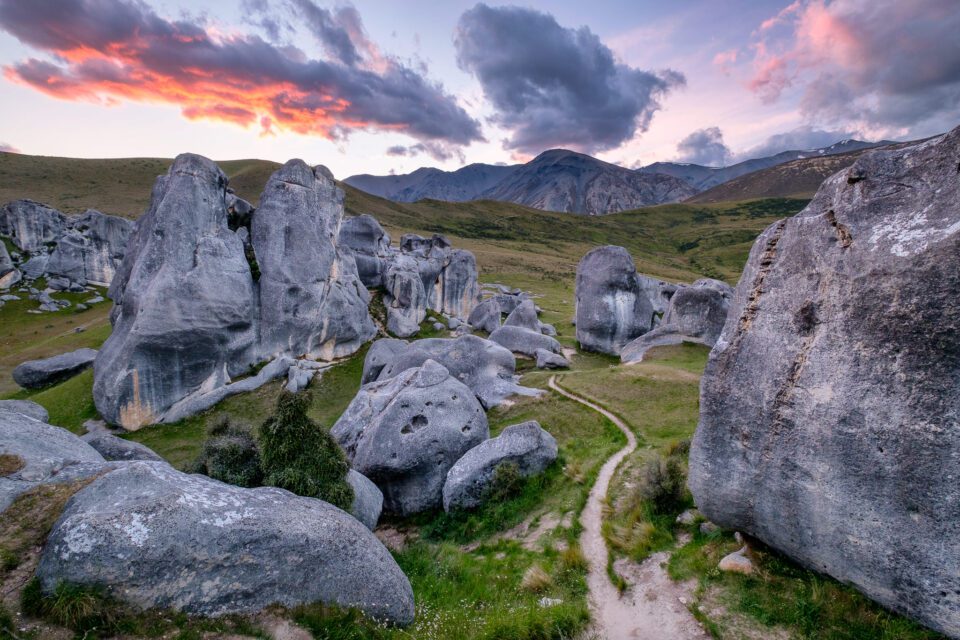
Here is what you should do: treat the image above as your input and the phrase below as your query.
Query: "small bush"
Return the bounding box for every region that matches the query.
[190,417,262,488]
[485,461,524,503]
[521,564,553,593]
[260,391,353,511]
[559,544,588,572]
[640,454,689,515]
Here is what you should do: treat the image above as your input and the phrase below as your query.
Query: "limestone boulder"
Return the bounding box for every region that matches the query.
[37,462,414,625]
[0,399,48,422]
[575,245,653,355]
[442,421,557,511]
[503,298,540,332]
[689,127,960,639]
[13,348,98,389]
[347,469,384,530]
[0,200,66,252]
[332,360,489,515]
[338,214,391,288]
[488,325,562,358]
[468,297,501,334]
[81,432,165,462]
[383,254,427,337]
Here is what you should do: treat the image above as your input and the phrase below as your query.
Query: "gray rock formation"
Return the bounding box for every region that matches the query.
[488,325,562,358]
[0,399,48,422]
[46,210,133,287]
[503,298,540,332]
[253,160,375,361]
[94,154,258,430]
[0,408,107,512]
[332,360,489,515]
[439,249,481,319]
[621,278,733,363]
[362,335,540,409]
[0,241,19,289]
[0,200,65,252]
[13,348,98,389]
[575,245,654,355]
[37,461,414,624]
[383,254,428,337]
[535,348,569,369]
[442,421,557,511]
[81,432,165,462]
[689,128,960,639]
[338,214,391,287]
[347,469,383,530]
[468,297,501,334]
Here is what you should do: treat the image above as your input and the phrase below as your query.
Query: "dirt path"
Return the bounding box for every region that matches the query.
[548,376,708,640]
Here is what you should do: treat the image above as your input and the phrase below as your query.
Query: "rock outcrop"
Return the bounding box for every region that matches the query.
[689,128,960,639]
[575,245,654,355]
[332,360,489,515]
[94,155,375,429]
[489,325,562,358]
[0,200,65,252]
[338,214,391,287]
[382,254,428,337]
[347,469,384,530]
[81,432,165,462]
[37,461,414,625]
[0,399,48,422]
[442,421,557,511]
[621,278,733,363]
[361,335,540,409]
[13,348,98,389]
[0,241,19,289]
[468,297,501,334]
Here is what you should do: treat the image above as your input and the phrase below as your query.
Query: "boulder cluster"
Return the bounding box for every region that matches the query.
[573,244,733,360]
[689,126,960,637]
[0,401,414,625]
[0,200,133,292]
[334,337,557,516]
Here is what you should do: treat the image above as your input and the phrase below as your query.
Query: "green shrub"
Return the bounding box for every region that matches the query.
[485,461,524,503]
[640,454,689,515]
[190,417,262,488]
[21,578,119,635]
[259,391,353,511]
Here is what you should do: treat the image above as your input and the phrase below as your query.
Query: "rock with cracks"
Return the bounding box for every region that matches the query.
[37,461,414,625]
[332,360,489,516]
[443,420,557,511]
[689,127,960,639]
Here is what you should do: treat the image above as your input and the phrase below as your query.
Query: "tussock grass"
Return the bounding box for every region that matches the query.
[521,565,554,593]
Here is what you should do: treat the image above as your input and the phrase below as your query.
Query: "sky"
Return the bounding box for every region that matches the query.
[0,0,958,178]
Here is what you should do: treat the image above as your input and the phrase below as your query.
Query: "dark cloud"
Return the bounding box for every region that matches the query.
[0,142,19,153]
[454,3,684,154]
[736,125,858,160]
[0,0,483,147]
[676,127,730,166]
[750,0,960,137]
[385,141,464,162]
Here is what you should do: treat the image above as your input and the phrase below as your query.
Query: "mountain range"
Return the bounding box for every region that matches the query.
[345,139,893,215]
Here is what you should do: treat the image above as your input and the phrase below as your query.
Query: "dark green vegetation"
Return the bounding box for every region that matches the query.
[190,417,263,488]
[259,391,353,510]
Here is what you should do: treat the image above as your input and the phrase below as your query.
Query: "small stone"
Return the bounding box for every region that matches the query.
[676,508,700,526]
[718,547,754,575]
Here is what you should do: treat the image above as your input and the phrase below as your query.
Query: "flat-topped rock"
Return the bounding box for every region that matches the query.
[13,347,97,389]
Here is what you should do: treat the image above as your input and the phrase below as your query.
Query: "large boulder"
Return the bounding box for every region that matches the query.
[0,399,48,422]
[13,348,98,389]
[332,360,489,515]
[347,469,384,530]
[362,335,539,409]
[37,461,414,625]
[0,241,19,289]
[0,199,66,252]
[382,254,428,337]
[438,249,481,319]
[488,325,562,358]
[689,128,960,639]
[0,408,107,512]
[575,245,654,355]
[338,214,392,287]
[46,210,133,287]
[94,154,257,430]
[253,160,375,361]
[621,278,733,363]
[443,421,558,511]
[503,298,540,332]
[468,297,501,334]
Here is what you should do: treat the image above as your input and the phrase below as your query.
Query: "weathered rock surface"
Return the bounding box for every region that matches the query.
[443,421,558,511]
[575,245,653,355]
[468,297,501,334]
[489,325,562,358]
[37,462,414,624]
[383,254,428,337]
[535,348,569,369]
[0,241,19,289]
[0,408,107,512]
[254,160,375,361]
[94,154,258,429]
[0,200,65,252]
[338,214,391,287]
[439,249,481,319]
[13,348,98,389]
[621,278,733,363]
[332,360,489,515]
[347,469,384,530]
[0,399,49,422]
[503,298,540,332]
[81,432,165,462]
[689,128,960,639]
[362,335,540,409]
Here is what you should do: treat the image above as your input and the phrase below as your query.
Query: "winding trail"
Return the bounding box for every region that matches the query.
[548,376,708,640]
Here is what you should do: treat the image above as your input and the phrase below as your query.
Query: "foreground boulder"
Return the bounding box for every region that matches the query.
[81,432,165,462]
[0,399,48,422]
[575,245,654,355]
[361,335,540,408]
[332,360,489,515]
[13,348,98,389]
[689,128,960,639]
[347,469,384,530]
[443,421,557,511]
[621,278,733,363]
[37,462,414,625]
